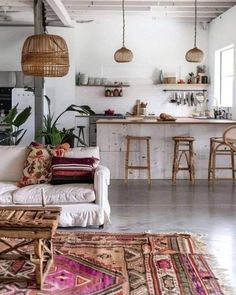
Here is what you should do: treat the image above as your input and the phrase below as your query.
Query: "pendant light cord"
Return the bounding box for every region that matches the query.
[194,0,197,47]
[122,0,125,47]
[42,2,47,33]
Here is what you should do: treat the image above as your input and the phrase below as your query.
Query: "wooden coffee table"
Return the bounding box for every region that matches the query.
[0,206,61,289]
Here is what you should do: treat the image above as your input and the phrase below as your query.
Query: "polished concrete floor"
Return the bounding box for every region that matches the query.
[104,180,236,292]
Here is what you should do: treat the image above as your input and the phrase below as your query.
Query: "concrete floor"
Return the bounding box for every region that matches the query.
[105,180,236,292]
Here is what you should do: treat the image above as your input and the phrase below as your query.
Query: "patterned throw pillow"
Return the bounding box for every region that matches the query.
[51,156,99,185]
[18,143,70,187]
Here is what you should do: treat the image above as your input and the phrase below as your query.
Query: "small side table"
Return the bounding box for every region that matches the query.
[0,206,61,289]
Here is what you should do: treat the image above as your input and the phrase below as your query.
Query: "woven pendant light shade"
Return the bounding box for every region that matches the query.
[185,47,204,63]
[185,0,204,63]
[21,34,69,77]
[114,46,133,63]
[114,0,133,63]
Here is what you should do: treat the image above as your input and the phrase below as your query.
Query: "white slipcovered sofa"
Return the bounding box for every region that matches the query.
[0,146,110,227]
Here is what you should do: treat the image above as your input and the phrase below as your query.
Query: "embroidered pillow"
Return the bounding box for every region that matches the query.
[18,143,70,187]
[51,156,99,185]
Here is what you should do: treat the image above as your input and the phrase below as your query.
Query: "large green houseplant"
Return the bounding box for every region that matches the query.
[0,104,32,145]
[36,96,94,146]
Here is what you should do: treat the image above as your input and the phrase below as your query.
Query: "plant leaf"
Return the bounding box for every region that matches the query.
[79,105,95,115]
[15,129,27,145]
[3,104,19,124]
[45,95,51,105]
[13,106,32,127]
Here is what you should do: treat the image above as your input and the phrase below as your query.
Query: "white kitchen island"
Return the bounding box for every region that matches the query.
[97,117,236,179]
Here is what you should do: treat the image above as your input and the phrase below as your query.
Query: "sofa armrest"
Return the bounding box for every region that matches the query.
[94,165,110,218]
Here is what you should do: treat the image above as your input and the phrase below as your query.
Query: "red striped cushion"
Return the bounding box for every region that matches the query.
[51,157,99,184]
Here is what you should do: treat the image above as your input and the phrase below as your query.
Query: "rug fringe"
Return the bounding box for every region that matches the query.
[205,254,235,295]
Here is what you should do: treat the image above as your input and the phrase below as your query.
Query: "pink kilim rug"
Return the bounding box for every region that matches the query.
[0,232,228,294]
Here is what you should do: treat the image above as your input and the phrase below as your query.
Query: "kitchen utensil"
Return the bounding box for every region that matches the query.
[190,93,194,106]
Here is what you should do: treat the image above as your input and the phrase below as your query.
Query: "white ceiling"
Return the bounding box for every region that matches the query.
[0,0,235,26]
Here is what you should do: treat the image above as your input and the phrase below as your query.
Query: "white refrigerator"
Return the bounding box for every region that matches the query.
[12,88,35,146]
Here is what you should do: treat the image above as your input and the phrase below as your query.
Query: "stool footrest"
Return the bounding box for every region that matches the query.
[127,166,149,170]
[210,167,233,170]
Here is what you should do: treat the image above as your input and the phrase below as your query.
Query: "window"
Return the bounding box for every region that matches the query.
[215,45,234,107]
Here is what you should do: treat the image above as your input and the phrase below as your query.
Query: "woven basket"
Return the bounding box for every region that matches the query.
[21,34,69,77]
[114,46,133,63]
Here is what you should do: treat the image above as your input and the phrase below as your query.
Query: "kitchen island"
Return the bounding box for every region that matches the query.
[97,117,236,179]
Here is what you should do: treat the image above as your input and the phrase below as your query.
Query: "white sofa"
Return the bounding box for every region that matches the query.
[0,146,110,227]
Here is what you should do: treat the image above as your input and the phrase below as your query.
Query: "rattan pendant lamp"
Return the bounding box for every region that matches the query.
[185,0,204,63]
[114,0,133,63]
[21,5,69,77]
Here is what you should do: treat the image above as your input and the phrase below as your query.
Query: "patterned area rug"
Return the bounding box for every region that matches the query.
[0,232,226,295]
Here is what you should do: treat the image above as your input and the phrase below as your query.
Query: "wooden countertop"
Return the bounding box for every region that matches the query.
[96,117,236,124]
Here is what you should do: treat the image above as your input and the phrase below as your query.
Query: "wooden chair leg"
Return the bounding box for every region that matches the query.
[231,148,235,181]
[147,139,151,185]
[212,142,216,182]
[125,138,130,184]
[189,142,195,183]
[208,139,213,181]
[172,141,179,183]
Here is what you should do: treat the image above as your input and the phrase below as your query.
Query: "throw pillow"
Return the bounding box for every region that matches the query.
[51,156,99,185]
[18,143,70,187]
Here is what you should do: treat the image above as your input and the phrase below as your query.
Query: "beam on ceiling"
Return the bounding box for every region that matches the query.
[44,0,73,26]
[63,1,236,9]
[63,0,236,4]
[64,6,226,12]
[62,6,224,13]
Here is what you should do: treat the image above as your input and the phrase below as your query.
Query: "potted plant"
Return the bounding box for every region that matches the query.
[0,104,32,145]
[36,96,94,146]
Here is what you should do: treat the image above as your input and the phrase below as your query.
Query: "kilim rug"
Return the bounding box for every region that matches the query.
[0,232,229,295]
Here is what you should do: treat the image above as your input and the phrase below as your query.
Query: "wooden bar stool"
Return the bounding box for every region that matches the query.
[208,125,236,181]
[172,136,195,183]
[208,138,235,181]
[125,135,151,185]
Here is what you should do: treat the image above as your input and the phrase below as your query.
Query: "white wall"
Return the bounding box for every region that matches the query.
[0,27,33,70]
[209,5,236,119]
[45,27,76,129]
[75,17,209,116]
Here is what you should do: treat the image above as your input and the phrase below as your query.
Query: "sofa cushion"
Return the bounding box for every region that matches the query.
[51,157,99,185]
[65,146,100,159]
[13,183,95,205]
[0,182,18,204]
[0,146,27,182]
[18,143,70,187]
